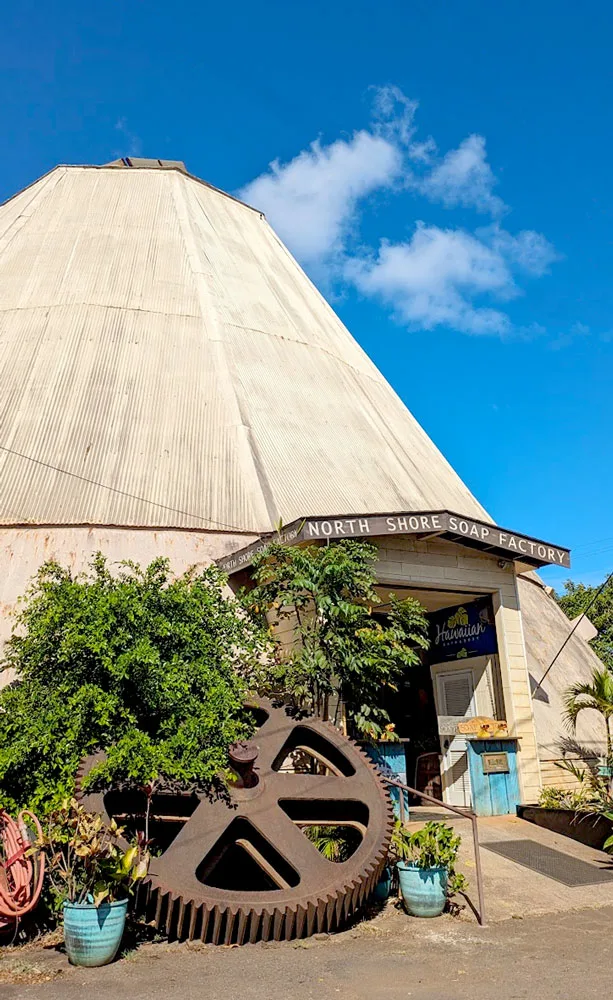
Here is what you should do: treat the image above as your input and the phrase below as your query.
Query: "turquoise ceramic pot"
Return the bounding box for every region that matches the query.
[63,900,127,967]
[397,863,447,917]
[374,867,392,902]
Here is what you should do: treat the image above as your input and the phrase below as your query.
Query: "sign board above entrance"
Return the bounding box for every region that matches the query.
[217,509,571,575]
[429,596,498,663]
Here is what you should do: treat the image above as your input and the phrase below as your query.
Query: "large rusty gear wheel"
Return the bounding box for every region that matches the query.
[77,699,393,945]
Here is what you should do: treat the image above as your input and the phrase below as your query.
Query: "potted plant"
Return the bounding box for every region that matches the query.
[391,820,466,917]
[373,864,393,902]
[40,799,149,967]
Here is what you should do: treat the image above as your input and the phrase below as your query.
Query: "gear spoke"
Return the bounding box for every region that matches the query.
[148,796,234,889]
[251,805,338,884]
[272,771,358,802]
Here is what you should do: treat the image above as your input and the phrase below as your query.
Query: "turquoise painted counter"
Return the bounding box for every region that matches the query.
[364,743,410,820]
[466,739,521,816]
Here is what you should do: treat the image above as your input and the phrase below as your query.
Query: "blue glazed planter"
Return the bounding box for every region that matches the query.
[373,866,392,902]
[397,863,447,917]
[63,900,128,967]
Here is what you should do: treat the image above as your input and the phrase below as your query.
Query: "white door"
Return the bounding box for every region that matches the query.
[437,670,476,808]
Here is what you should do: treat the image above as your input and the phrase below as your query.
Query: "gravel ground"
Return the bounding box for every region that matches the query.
[2,901,613,1000]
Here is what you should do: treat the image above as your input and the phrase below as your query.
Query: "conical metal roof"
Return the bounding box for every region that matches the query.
[0,162,488,533]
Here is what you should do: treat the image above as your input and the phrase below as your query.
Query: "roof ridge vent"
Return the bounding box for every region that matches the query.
[104,157,188,172]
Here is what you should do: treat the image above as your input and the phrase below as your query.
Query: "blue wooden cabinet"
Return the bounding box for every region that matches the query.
[364,743,410,820]
[466,739,521,816]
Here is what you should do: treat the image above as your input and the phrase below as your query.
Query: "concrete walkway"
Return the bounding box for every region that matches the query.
[2,904,613,999]
[407,805,613,922]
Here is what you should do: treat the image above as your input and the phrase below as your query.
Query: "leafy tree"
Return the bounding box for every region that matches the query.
[0,556,270,814]
[556,577,613,670]
[243,540,430,738]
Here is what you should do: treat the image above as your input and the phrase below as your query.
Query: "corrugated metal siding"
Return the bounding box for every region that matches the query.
[519,575,607,757]
[0,164,489,532]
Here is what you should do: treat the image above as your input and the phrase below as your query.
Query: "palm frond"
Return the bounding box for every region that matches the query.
[563,668,613,731]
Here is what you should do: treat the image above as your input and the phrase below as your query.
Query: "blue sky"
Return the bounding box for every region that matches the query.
[2,0,612,589]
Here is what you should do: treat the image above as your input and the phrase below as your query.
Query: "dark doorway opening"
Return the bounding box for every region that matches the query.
[372,613,441,802]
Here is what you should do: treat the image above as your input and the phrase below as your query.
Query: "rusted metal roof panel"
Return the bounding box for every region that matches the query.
[0,164,489,532]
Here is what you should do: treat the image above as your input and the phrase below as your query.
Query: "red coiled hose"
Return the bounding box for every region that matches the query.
[0,808,45,931]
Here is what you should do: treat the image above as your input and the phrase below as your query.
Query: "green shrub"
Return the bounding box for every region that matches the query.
[538,785,591,811]
[0,556,270,814]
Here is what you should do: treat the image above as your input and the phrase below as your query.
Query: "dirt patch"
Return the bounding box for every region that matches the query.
[0,930,66,985]
[0,958,63,986]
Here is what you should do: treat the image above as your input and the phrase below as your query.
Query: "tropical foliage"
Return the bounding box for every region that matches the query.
[0,556,270,813]
[243,540,430,738]
[563,666,613,767]
[40,799,149,908]
[538,784,595,811]
[303,825,357,863]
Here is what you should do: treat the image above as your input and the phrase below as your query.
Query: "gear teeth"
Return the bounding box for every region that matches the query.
[306,901,317,936]
[224,907,237,945]
[284,906,296,941]
[273,908,285,941]
[260,908,273,941]
[153,887,165,927]
[324,893,336,931]
[334,890,345,926]
[211,906,224,945]
[248,910,261,944]
[295,904,307,939]
[235,909,249,945]
[176,898,188,940]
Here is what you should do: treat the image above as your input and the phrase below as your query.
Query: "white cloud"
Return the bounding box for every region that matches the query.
[113,118,143,158]
[347,223,515,336]
[408,138,437,164]
[238,131,402,265]
[414,135,506,216]
[371,84,418,146]
[239,87,561,339]
[480,224,560,275]
[550,321,591,350]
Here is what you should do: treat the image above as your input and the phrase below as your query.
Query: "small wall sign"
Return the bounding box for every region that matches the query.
[458,716,509,738]
[428,596,498,663]
[438,716,460,736]
[481,752,510,775]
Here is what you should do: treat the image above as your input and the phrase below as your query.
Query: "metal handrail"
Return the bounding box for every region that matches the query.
[383,776,486,926]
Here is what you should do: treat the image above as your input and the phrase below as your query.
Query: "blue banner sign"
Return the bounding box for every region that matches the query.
[428,596,498,662]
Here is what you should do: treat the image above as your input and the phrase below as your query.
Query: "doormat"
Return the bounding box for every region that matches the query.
[483,839,613,886]
[408,811,449,822]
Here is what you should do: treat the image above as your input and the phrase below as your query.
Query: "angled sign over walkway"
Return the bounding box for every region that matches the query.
[217,509,571,574]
